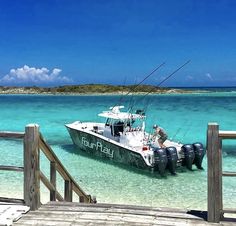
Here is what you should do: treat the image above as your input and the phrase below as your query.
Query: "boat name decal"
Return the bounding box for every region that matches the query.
[81,137,114,158]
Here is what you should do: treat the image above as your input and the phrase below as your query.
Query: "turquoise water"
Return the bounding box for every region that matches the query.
[0,93,236,210]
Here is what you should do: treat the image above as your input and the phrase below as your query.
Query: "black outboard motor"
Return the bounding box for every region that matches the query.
[181,144,195,170]
[153,148,168,176]
[192,142,205,169]
[166,147,178,175]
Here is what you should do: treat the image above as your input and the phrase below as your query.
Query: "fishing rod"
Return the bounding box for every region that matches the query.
[127,77,138,111]
[114,62,166,108]
[126,62,166,96]
[182,123,192,139]
[171,127,182,141]
[130,60,191,108]
[171,120,192,141]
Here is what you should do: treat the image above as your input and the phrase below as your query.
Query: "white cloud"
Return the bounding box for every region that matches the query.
[0,65,72,85]
[205,73,213,80]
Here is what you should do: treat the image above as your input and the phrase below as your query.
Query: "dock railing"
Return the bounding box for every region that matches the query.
[0,124,95,210]
[1,122,235,219]
[207,123,236,223]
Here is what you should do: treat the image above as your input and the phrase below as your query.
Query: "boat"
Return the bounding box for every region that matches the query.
[65,106,205,175]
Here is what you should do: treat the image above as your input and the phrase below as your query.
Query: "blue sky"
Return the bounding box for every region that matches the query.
[0,0,236,87]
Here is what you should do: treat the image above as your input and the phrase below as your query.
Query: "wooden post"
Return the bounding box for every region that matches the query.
[79,196,85,203]
[24,124,40,210]
[64,180,72,202]
[207,123,223,222]
[50,161,56,201]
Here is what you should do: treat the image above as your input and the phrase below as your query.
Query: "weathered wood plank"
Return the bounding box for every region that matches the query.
[37,202,208,221]
[223,208,236,214]
[50,161,56,201]
[23,124,40,211]
[0,131,24,139]
[13,202,234,226]
[64,180,72,202]
[43,201,187,212]
[38,138,55,162]
[72,183,91,200]
[22,217,232,225]
[31,207,204,220]
[219,130,236,139]
[13,213,210,226]
[222,171,236,177]
[0,197,24,204]
[39,133,93,203]
[40,171,64,201]
[39,134,68,178]
[207,123,222,223]
[0,165,24,172]
[79,195,85,203]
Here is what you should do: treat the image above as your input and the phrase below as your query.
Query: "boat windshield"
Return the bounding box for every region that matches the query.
[102,106,145,135]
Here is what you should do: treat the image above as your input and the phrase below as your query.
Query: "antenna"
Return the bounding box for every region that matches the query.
[114,62,166,108]
[132,60,191,106]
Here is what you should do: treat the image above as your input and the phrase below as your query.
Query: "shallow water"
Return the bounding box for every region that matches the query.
[0,93,236,210]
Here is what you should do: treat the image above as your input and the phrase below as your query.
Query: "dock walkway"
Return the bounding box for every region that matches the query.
[12,202,235,226]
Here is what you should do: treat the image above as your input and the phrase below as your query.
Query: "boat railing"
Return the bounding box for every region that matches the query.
[0,124,95,211]
[207,123,236,222]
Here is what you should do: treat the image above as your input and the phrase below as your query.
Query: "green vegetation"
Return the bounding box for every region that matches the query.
[0,84,188,94]
[53,84,169,93]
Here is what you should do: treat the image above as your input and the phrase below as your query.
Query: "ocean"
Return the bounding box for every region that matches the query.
[0,90,236,210]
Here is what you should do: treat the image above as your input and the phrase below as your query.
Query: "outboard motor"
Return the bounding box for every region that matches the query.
[192,142,205,169]
[181,144,195,170]
[166,147,178,175]
[153,148,168,176]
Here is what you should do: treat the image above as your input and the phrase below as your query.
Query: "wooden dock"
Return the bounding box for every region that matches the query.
[1,123,236,225]
[12,202,235,226]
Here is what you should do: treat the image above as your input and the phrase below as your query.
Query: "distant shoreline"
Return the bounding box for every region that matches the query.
[0,89,204,95]
[2,84,236,95]
[0,84,211,95]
